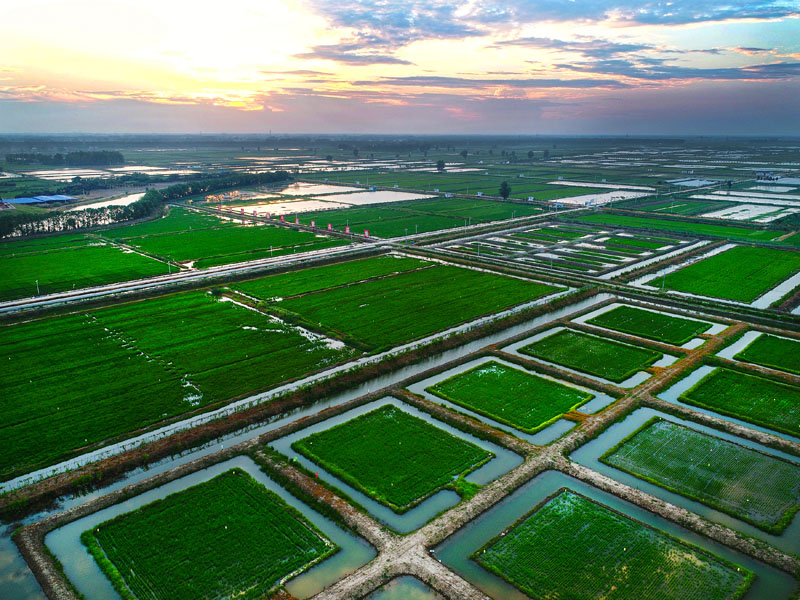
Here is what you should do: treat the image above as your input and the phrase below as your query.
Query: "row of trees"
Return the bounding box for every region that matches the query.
[5,151,125,167]
[1,170,290,238]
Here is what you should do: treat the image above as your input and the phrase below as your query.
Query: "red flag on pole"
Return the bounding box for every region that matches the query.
[327,223,332,231]
[311,220,316,228]
[345,225,350,234]
[364,230,369,238]
[295,216,300,225]
[280,214,285,222]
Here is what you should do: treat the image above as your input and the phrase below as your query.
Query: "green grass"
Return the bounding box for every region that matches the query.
[0,291,352,480]
[426,361,592,433]
[82,469,335,600]
[572,213,785,243]
[733,334,800,375]
[602,418,800,533]
[680,368,800,438]
[586,305,712,345]
[273,261,560,351]
[0,241,170,302]
[638,199,736,216]
[662,246,800,303]
[474,488,752,600]
[291,404,491,513]
[101,206,234,238]
[520,329,663,383]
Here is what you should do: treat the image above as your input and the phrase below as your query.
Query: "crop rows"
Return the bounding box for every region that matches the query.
[83,468,334,600]
[0,291,352,480]
[475,489,752,600]
[602,418,800,532]
[733,334,800,375]
[426,361,591,433]
[520,329,663,383]
[586,305,712,345]
[661,246,800,303]
[679,367,800,438]
[292,404,491,512]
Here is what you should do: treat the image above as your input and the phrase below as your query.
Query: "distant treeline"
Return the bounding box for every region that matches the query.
[5,151,125,167]
[1,170,290,238]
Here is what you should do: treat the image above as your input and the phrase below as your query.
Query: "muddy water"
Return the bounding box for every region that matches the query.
[269,397,522,533]
[407,356,615,445]
[45,456,374,600]
[657,365,800,444]
[434,470,798,600]
[0,293,613,599]
[571,407,800,554]
[366,576,444,599]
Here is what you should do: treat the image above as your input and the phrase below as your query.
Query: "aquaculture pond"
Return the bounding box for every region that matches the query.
[571,407,800,553]
[270,397,522,532]
[434,471,797,600]
[409,356,616,445]
[45,456,375,600]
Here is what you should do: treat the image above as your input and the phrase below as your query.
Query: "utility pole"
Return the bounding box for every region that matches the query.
[35,279,39,296]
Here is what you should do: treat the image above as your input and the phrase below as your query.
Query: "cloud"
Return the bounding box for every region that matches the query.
[295,46,413,65]
[558,58,800,81]
[494,36,654,59]
[353,75,631,89]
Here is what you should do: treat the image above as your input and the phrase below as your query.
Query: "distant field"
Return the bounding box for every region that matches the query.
[679,368,800,438]
[475,489,752,600]
[236,255,427,300]
[0,292,352,480]
[662,246,800,303]
[733,334,800,375]
[586,305,712,345]
[602,418,800,532]
[571,213,790,244]
[292,404,491,512]
[636,199,736,216]
[252,258,561,351]
[427,361,591,433]
[101,206,233,238]
[83,469,334,600]
[520,329,663,383]
[119,221,346,266]
[0,239,169,301]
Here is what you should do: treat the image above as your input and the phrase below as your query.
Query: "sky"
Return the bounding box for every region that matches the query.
[0,0,798,135]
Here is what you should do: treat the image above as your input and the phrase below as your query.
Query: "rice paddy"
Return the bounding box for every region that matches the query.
[586,305,712,345]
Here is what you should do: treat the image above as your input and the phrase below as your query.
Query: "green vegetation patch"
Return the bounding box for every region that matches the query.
[520,329,663,383]
[426,361,591,433]
[276,262,560,351]
[680,367,800,438]
[292,404,492,512]
[0,241,169,301]
[572,213,784,243]
[586,305,712,345]
[734,334,800,375]
[662,246,800,303]
[82,469,335,600]
[602,418,800,533]
[474,488,752,600]
[0,291,352,480]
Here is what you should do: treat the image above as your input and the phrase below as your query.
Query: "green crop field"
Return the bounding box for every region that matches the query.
[637,199,736,216]
[602,418,800,532]
[680,368,800,438]
[661,246,800,303]
[101,206,235,238]
[734,334,800,375]
[426,361,591,433]
[267,260,560,351]
[82,469,335,600]
[118,222,346,266]
[0,292,352,480]
[586,305,712,345]
[475,489,752,600]
[236,255,427,300]
[571,213,789,244]
[0,238,170,301]
[292,404,491,512]
[520,329,663,383]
